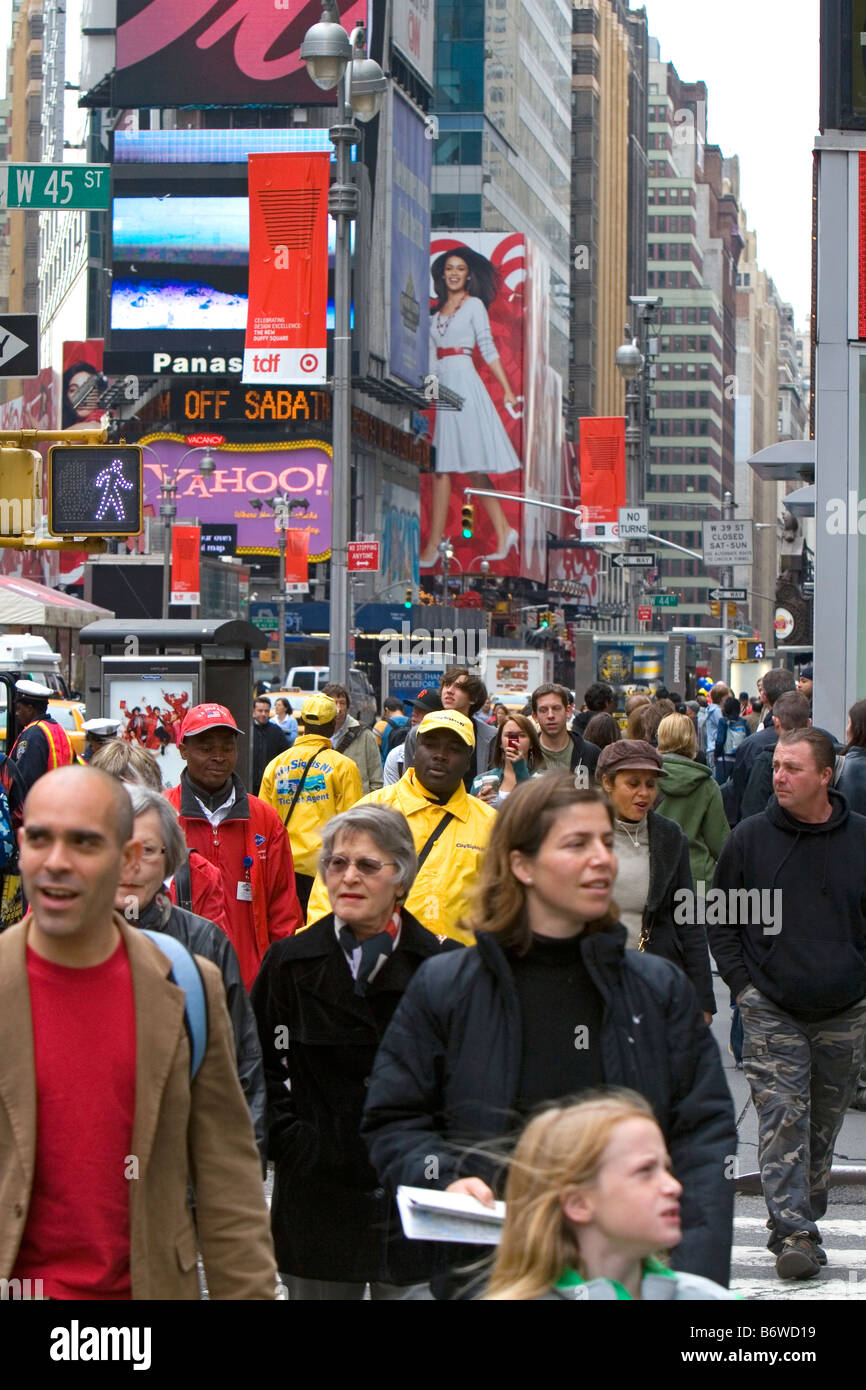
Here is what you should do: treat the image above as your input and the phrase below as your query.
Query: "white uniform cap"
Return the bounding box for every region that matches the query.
[14,679,53,699]
[82,718,121,736]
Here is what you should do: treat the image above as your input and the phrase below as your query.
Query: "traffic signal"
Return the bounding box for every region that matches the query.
[709,600,721,617]
[404,587,413,609]
[461,502,474,539]
[539,610,551,629]
[48,444,143,536]
[0,448,40,537]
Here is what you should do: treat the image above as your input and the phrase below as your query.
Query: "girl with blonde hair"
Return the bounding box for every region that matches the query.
[485,1091,737,1301]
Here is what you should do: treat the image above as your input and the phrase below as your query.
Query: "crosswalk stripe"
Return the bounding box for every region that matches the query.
[733,1244,866,1267]
[735,1215,866,1238]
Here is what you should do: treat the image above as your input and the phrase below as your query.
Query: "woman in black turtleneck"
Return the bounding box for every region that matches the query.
[363,773,735,1296]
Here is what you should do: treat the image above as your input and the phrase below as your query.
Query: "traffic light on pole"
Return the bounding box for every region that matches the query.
[539,610,551,629]
[461,501,474,539]
[404,587,413,609]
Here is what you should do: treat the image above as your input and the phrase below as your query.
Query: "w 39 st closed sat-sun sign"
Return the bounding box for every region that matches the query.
[702,520,754,567]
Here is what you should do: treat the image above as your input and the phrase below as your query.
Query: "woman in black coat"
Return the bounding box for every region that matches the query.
[837,699,866,815]
[362,775,735,1297]
[251,804,460,1300]
[597,739,715,1018]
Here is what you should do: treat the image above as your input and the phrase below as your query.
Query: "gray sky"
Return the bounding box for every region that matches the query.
[643,0,818,327]
[0,0,817,323]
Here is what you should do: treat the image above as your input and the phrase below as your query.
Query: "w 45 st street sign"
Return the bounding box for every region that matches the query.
[0,164,111,211]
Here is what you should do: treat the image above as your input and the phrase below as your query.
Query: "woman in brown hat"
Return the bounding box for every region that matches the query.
[596,740,714,1020]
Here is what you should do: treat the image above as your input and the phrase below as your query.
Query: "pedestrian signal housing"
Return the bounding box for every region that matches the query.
[48,445,143,536]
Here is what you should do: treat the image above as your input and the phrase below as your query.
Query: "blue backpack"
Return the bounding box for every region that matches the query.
[141,929,208,1080]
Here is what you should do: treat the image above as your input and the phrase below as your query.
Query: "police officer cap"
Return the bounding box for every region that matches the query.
[82,718,121,737]
[14,679,53,700]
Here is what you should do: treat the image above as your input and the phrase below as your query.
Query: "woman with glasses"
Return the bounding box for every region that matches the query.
[115,784,266,1155]
[251,804,461,1300]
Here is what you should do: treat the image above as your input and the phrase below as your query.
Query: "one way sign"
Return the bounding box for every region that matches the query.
[0,315,38,378]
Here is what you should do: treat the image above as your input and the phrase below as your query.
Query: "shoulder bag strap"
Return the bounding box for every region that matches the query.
[283,750,320,825]
[175,855,193,913]
[140,928,208,1080]
[416,811,455,870]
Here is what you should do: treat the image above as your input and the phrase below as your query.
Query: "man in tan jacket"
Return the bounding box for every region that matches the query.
[0,764,276,1300]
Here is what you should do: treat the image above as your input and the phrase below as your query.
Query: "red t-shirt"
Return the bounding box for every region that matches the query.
[13,938,137,1300]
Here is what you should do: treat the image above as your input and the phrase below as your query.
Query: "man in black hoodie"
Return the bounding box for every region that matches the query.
[710,728,866,1282]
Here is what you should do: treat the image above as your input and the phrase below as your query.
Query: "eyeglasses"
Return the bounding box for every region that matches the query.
[323,854,397,877]
[139,844,166,862]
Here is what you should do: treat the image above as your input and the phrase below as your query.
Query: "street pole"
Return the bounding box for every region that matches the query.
[159,477,176,621]
[278,512,287,684]
[328,68,359,689]
[721,489,733,688]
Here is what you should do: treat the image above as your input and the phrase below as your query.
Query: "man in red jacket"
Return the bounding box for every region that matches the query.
[166,703,303,989]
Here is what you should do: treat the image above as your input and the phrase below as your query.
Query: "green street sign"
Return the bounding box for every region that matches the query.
[2,163,111,211]
[651,594,679,608]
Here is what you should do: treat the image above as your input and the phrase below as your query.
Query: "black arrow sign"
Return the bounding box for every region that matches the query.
[0,314,38,378]
[611,552,656,568]
[709,587,747,602]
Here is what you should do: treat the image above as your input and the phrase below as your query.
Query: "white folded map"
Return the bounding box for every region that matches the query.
[396,1185,506,1245]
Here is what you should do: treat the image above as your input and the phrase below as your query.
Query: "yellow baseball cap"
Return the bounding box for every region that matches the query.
[301,692,338,726]
[417,709,475,748]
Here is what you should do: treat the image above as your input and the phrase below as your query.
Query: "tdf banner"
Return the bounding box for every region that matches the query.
[243,152,329,386]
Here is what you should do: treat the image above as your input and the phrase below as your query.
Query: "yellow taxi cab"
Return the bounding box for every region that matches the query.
[45,700,87,756]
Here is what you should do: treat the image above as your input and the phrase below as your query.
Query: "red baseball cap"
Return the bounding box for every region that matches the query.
[179,703,244,740]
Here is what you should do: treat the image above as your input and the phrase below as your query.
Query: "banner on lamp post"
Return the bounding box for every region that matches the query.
[243,152,329,385]
[578,417,626,539]
[170,525,201,605]
[285,528,310,595]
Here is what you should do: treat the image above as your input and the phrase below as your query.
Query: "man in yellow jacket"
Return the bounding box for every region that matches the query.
[306,709,496,944]
[259,693,363,912]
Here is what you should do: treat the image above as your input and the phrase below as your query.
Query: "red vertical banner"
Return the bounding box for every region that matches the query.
[244,152,329,385]
[579,417,626,538]
[170,525,201,605]
[284,528,310,594]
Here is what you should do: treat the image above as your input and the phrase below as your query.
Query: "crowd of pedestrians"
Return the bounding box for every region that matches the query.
[0,661,863,1302]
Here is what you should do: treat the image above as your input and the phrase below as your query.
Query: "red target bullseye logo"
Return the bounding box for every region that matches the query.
[299,353,319,373]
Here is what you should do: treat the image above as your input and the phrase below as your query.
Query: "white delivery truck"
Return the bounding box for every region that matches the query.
[476,648,553,706]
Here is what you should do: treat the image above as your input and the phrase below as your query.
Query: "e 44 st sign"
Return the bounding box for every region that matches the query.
[1,164,111,211]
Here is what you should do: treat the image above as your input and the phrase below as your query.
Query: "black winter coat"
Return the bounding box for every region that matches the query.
[643,810,715,1015]
[362,925,735,1290]
[252,720,289,796]
[137,895,267,1155]
[836,746,866,816]
[740,747,774,821]
[251,911,461,1283]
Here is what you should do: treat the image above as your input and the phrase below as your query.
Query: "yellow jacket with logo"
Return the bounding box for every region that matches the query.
[258,733,363,877]
[305,768,497,944]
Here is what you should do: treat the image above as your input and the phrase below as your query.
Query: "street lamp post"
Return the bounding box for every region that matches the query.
[139,444,216,620]
[615,326,645,632]
[302,5,386,689]
[249,493,310,684]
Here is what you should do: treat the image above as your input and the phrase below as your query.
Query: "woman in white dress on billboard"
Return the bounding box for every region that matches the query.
[420,247,521,567]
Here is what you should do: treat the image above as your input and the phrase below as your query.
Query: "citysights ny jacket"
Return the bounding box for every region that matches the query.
[305,768,497,945]
[362,924,735,1291]
[166,773,304,990]
[258,733,363,879]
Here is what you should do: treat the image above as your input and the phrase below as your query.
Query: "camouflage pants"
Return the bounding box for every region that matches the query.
[739,985,866,1251]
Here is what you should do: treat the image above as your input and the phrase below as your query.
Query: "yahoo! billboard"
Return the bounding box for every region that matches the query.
[141,436,332,559]
[108,1,367,108]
